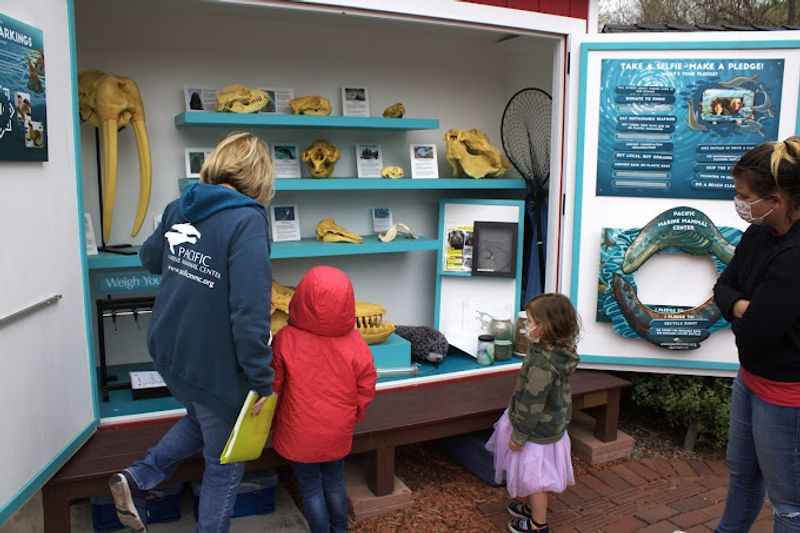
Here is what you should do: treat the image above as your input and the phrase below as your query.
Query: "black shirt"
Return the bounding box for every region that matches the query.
[714,220,800,381]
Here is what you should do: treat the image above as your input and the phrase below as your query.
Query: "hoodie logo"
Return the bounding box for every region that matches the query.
[164,223,201,254]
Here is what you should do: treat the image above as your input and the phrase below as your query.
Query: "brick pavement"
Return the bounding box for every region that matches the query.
[477,457,773,532]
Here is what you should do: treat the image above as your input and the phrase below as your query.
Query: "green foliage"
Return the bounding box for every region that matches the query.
[630,374,732,449]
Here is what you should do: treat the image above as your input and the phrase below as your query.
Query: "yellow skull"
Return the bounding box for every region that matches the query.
[289,96,332,116]
[444,128,510,179]
[302,140,341,178]
[315,218,363,244]
[382,102,405,118]
[215,84,270,113]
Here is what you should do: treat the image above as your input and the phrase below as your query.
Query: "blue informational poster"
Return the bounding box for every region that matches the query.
[596,58,784,199]
[0,13,47,161]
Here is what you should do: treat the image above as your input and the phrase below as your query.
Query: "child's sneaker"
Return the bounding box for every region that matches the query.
[108,471,147,532]
[506,500,533,520]
[508,517,549,533]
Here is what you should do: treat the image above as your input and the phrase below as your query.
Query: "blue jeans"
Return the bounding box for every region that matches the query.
[126,402,244,533]
[291,460,348,533]
[717,378,800,532]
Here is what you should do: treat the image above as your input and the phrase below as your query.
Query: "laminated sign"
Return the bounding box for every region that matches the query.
[0,13,47,161]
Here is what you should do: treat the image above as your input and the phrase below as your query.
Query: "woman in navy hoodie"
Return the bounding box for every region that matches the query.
[108,132,275,533]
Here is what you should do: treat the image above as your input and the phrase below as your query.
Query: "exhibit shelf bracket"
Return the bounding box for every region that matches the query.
[175,112,440,131]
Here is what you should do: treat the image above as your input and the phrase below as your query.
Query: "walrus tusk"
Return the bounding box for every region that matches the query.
[100,118,119,243]
[131,118,151,237]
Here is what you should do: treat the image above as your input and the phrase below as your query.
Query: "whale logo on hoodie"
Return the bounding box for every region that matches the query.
[164,222,201,253]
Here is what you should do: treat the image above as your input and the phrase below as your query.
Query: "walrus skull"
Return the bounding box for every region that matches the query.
[302,139,341,178]
[381,166,404,179]
[444,128,510,179]
[270,282,395,344]
[289,96,332,116]
[78,70,151,242]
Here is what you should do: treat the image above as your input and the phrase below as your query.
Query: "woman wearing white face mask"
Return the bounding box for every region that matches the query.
[713,136,800,533]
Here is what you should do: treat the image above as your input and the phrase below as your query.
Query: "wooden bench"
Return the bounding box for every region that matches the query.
[42,370,629,532]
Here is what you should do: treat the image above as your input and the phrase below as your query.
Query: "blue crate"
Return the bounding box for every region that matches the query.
[443,430,503,487]
[90,482,184,531]
[192,471,277,519]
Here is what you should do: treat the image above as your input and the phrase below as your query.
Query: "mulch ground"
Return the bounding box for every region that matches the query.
[348,422,771,533]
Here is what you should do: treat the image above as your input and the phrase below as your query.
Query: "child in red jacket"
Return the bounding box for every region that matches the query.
[272,266,377,533]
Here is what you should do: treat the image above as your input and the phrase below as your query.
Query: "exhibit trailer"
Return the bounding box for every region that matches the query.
[2,0,800,526]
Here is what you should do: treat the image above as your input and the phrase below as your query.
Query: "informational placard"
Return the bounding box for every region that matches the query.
[355,143,383,177]
[269,205,301,242]
[0,13,47,161]
[342,86,369,117]
[271,143,301,178]
[185,148,214,177]
[597,58,784,199]
[410,144,439,179]
[260,88,294,114]
[371,207,392,233]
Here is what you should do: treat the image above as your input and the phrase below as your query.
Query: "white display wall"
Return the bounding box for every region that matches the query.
[74,0,559,366]
[563,38,800,375]
[0,0,95,520]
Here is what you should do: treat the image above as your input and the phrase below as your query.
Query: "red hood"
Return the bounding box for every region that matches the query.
[288,266,355,337]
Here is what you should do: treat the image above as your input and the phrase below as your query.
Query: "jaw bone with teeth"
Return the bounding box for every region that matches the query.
[302,139,341,178]
[270,282,396,344]
[444,128,510,179]
[79,70,152,242]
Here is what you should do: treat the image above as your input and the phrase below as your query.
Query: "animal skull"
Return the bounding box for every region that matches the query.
[316,218,363,244]
[289,96,332,116]
[302,139,341,178]
[383,102,405,118]
[79,70,152,242]
[444,128,510,179]
[381,166,405,179]
[215,84,270,113]
[270,282,395,344]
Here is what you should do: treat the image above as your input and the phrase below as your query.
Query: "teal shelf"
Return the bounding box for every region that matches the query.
[175,112,439,131]
[179,177,526,193]
[88,236,438,270]
[440,271,472,277]
[271,235,439,259]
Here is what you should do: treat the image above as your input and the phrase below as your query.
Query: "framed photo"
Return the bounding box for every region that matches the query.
[271,143,301,178]
[444,224,474,273]
[355,143,383,178]
[410,144,439,179]
[269,204,301,242]
[259,87,295,114]
[341,86,370,117]
[472,222,518,278]
[185,148,214,177]
[183,86,217,112]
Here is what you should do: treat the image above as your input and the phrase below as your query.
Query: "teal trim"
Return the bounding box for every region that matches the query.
[0,420,95,525]
[181,177,526,193]
[441,271,472,277]
[433,200,447,329]
[378,351,521,384]
[579,354,739,372]
[569,38,800,371]
[89,237,439,269]
[175,112,439,131]
[271,235,439,259]
[67,0,99,420]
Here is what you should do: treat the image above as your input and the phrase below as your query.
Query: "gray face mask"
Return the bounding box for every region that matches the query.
[734,196,774,224]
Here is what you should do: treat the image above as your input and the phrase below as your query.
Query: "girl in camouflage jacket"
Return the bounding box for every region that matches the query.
[486,293,580,533]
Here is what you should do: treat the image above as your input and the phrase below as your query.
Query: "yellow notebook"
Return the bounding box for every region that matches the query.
[220,391,278,464]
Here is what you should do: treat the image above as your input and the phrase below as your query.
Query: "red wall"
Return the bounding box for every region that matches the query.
[463,0,590,20]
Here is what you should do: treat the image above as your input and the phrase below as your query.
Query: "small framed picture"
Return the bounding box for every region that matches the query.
[183,86,217,112]
[372,207,393,233]
[472,222,518,278]
[341,86,370,117]
[410,144,439,179]
[355,144,384,178]
[185,148,214,178]
[259,88,295,114]
[271,143,301,178]
[269,204,301,242]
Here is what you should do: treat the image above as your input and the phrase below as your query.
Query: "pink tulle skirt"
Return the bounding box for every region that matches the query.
[485,409,575,497]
